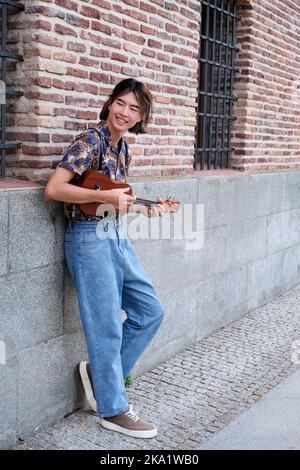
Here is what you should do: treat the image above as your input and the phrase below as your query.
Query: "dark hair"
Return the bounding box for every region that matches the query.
[99,78,153,134]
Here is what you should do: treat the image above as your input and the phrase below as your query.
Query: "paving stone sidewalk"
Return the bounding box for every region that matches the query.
[14,283,300,450]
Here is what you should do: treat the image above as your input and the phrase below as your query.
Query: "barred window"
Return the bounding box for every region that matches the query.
[194,0,240,170]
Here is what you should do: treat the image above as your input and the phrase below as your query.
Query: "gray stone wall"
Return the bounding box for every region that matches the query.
[1,170,300,448]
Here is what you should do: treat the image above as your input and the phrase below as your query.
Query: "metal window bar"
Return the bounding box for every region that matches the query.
[0,0,24,179]
[194,0,240,170]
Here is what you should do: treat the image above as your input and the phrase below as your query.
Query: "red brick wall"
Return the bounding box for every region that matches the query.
[6,0,300,182]
[233,0,300,172]
[7,0,200,182]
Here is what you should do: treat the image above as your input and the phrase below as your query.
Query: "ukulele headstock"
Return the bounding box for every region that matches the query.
[162,196,181,213]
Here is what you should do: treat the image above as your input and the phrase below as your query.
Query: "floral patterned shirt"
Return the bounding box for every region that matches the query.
[57,120,132,221]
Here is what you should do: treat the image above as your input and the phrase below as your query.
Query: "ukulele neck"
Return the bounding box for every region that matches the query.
[135,197,159,208]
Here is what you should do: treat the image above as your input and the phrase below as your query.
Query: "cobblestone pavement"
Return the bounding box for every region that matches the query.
[14,283,300,450]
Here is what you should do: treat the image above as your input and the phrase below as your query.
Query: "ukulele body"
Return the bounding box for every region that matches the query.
[74,169,132,217]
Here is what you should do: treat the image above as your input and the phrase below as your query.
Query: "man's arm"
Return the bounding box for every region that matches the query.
[44,167,135,209]
[44,167,110,203]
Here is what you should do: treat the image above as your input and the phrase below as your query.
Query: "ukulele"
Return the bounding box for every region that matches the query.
[73,169,180,217]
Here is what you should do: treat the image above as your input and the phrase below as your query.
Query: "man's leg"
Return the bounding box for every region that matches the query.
[64,221,129,418]
[120,237,165,379]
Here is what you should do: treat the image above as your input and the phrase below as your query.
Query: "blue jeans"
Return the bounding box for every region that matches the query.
[64,218,164,417]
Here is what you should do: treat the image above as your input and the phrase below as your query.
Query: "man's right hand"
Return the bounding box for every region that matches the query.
[100,187,136,213]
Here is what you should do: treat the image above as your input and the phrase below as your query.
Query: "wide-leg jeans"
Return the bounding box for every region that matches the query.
[64,218,165,417]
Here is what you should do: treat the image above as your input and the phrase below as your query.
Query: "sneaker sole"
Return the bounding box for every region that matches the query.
[100,419,157,439]
[79,361,97,413]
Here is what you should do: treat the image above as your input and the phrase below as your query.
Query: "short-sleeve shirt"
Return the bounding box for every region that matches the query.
[56,120,132,221]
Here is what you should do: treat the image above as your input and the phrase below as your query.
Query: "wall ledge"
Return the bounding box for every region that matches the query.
[0,178,43,191]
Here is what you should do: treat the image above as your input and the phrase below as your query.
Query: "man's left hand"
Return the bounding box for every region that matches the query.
[147,198,166,218]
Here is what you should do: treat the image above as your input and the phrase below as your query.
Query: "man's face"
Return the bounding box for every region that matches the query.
[107,91,143,132]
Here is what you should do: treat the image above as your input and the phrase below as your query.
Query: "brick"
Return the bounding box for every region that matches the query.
[101,38,122,49]
[89,72,110,83]
[24,33,63,48]
[66,13,89,29]
[52,133,74,143]
[10,19,52,31]
[67,67,89,79]
[45,63,67,75]
[23,47,52,59]
[25,92,64,103]
[22,145,64,156]
[148,39,163,49]
[79,30,102,44]
[18,117,65,129]
[120,67,140,77]
[65,96,89,107]
[142,48,156,58]
[26,6,65,19]
[52,79,76,91]
[78,57,100,67]
[7,132,50,143]
[75,83,98,95]
[64,121,86,131]
[132,158,153,166]
[122,18,139,32]
[90,47,110,58]
[111,52,128,63]
[101,63,121,73]
[88,98,105,108]
[29,106,52,116]
[35,77,52,88]
[54,24,77,37]
[53,52,76,63]
[53,108,77,118]
[139,1,157,14]
[91,0,112,9]
[55,0,78,11]
[76,110,98,120]
[67,42,86,52]
[141,25,157,35]
[101,12,121,26]
[80,5,100,19]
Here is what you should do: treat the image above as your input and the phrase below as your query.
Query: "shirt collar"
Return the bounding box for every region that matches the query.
[98,120,126,155]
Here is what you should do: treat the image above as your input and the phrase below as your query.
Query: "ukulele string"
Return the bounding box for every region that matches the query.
[135,198,160,205]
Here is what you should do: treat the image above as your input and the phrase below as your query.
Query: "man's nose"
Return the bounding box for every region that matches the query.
[120,106,130,116]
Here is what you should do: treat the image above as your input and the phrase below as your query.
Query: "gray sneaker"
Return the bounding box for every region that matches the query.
[101,405,157,439]
[79,361,97,413]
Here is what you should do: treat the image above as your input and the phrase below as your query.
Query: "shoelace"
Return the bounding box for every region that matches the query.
[125,406,140,422]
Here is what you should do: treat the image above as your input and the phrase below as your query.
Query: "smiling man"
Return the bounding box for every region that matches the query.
[44,78,166,439]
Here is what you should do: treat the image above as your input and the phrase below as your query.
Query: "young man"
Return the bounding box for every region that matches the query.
[44,78,165,439]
